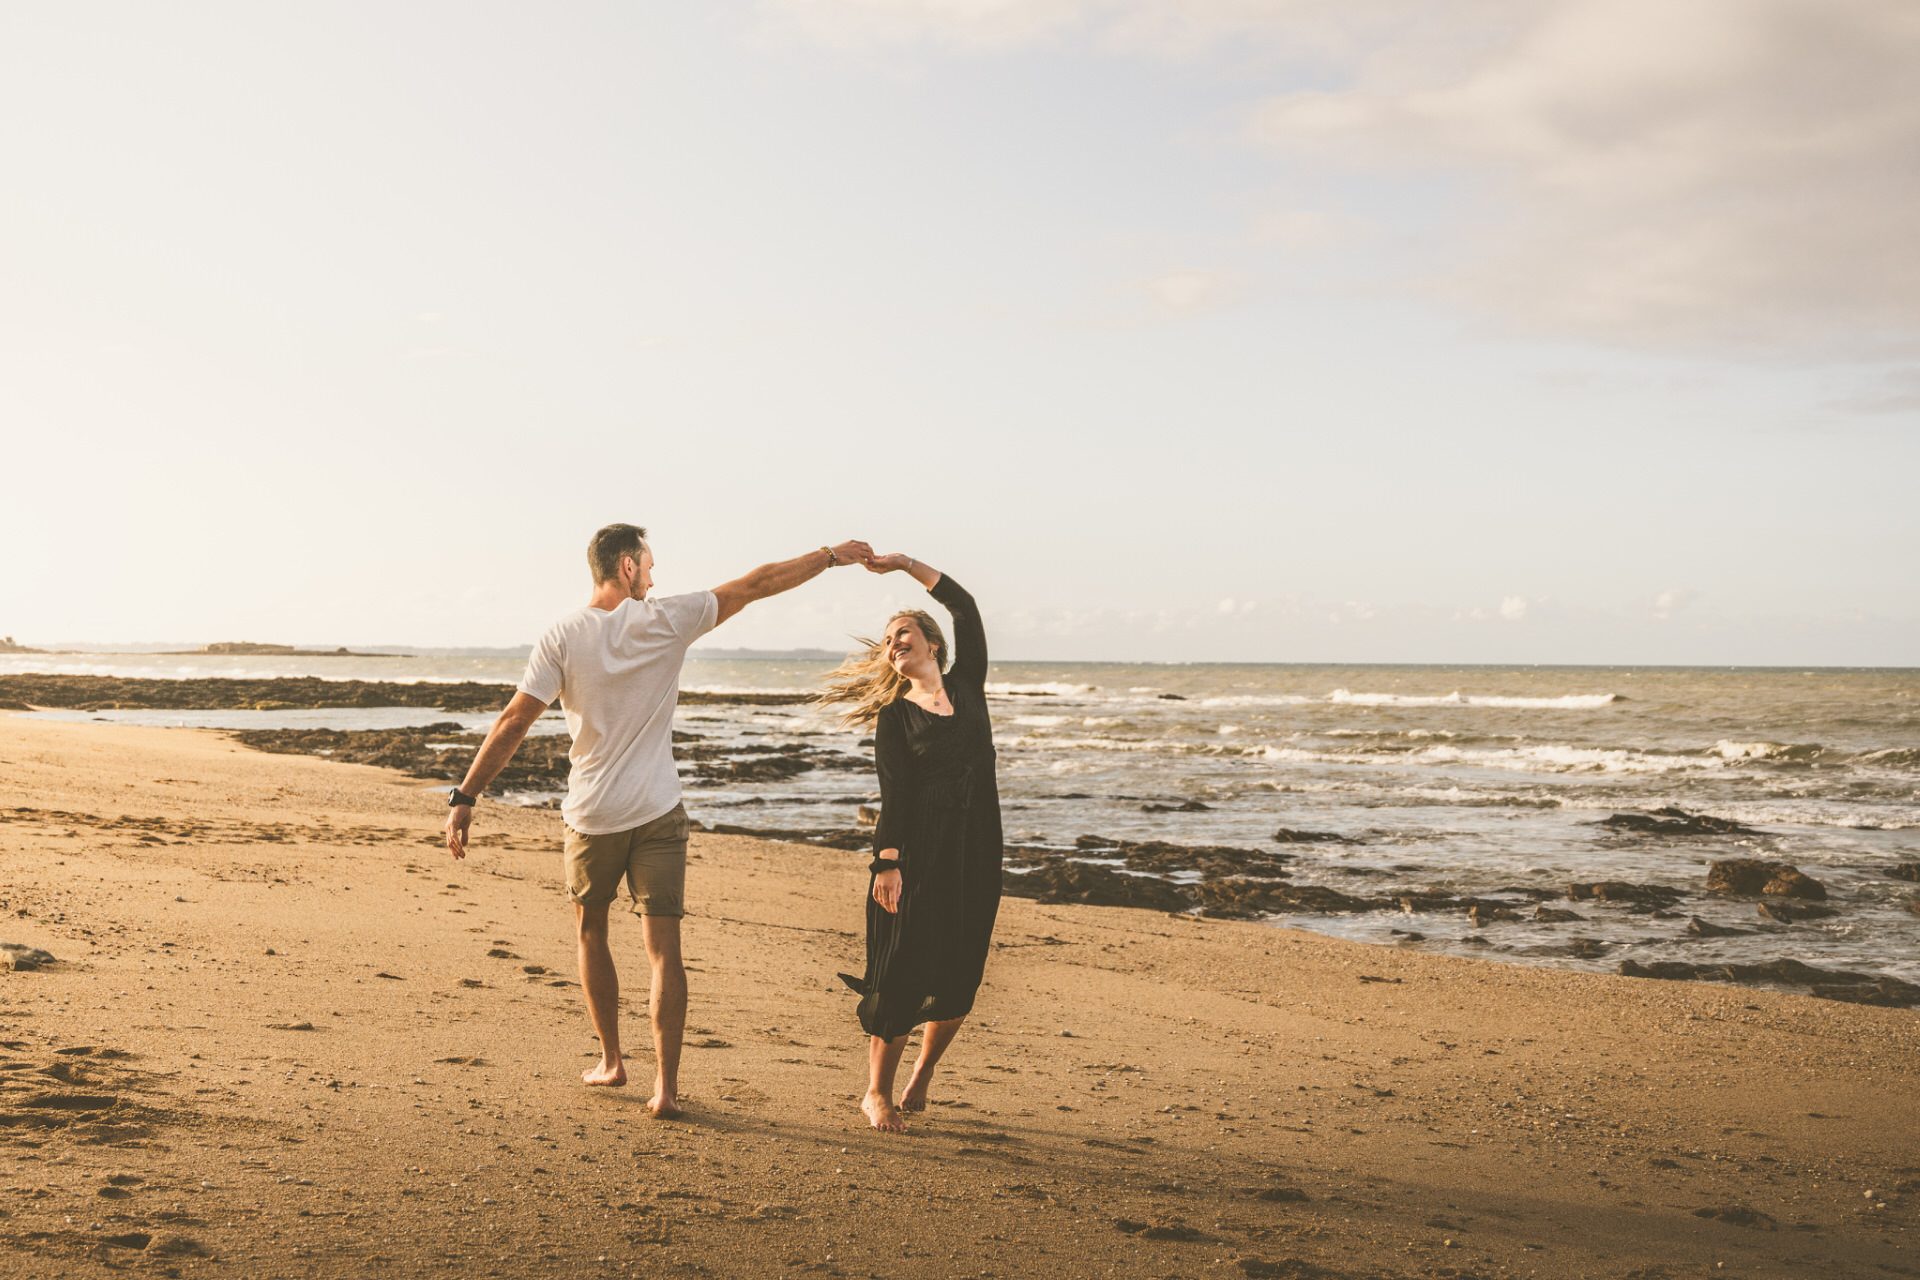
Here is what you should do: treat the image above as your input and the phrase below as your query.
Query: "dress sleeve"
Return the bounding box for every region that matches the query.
[871,703,912,858]
[929,574,987,689]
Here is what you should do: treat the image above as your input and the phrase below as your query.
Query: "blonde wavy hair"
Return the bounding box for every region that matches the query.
[816,609,949,729]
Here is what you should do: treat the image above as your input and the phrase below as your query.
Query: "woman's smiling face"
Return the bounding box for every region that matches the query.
[884,615,933,673]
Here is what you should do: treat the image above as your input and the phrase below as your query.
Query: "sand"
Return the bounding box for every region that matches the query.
[0,714,1914,1279]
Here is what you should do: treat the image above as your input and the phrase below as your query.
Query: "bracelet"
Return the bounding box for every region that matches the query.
[869,856,901,876]
[822,545,837,567]
[449,787,479,808]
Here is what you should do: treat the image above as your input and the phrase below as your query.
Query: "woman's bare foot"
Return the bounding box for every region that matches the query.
[646,1090,682,1119]
[582,1058,627,1087]
[862,1090,906,1133]
[899,1075,931,1113]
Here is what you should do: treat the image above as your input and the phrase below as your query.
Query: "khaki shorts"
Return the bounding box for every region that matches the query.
[562,803,690,917]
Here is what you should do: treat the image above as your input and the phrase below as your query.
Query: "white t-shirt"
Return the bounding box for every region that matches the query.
[516,590,719,836]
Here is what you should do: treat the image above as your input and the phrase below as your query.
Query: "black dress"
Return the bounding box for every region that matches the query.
[844,575,1003,1041]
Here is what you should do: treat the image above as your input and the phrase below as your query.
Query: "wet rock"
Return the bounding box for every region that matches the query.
[1142,800,1211,813]
[1023,836,1295,880]
[722,755,813,782]
[1813,977,1920,1008]
[233,725,572,793]
[1468,903,1523,927]
[1756,901,1836,924]
[1005,862,1194,912]
[1272,827,1360,845]
[1197,881,1381,919]
[1619,959,1920,1006]
[1684,916,1753,938]
[0,673,805,713]
[1890,862,1920,883]
[1568,881,1686,908]
[855,805,880,828]
[1156,693,1188,701]
[1534,907,1585,923]
[1706,859,1827,900]
[1594,807,1758,837]
[1,943,55,971]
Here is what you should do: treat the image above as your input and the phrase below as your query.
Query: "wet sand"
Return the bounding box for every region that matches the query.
[1,714,1915,1279]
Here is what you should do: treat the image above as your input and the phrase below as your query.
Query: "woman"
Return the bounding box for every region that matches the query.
[820,554,1002,1133]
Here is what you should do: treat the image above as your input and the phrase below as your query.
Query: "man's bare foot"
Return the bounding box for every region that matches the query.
[862,1090,906,1133]
[647,1091,683,1119]
[582,1058,627,1087]
[899,1077,931,1113]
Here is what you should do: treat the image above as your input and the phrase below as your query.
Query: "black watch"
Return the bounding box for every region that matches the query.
[449,788,479,808]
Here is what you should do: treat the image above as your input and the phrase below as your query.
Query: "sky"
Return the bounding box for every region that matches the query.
[1,1,1915,665]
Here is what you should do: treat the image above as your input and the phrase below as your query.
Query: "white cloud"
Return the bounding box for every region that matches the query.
[1251,0,1920,357]
[1146,270,1230,313]
[773,0,1920,361]
[1498,595,1528,622]
[1651,587,1701,621]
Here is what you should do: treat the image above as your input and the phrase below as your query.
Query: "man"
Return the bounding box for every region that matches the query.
[444,523,873,1116]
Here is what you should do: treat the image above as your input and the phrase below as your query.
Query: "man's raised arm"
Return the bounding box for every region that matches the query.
[711,540,873,626]
[444,691,549,860]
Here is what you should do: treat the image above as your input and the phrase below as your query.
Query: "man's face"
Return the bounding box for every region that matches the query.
[625,549,655,601]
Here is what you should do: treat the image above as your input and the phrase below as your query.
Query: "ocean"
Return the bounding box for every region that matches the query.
[11,649,1918,986]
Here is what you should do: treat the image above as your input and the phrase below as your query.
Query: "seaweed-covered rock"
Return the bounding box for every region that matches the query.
[1890,862,1920,883]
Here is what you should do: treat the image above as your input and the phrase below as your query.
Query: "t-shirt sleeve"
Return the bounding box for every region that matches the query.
[659,590,719,647]
[517,627,565,705]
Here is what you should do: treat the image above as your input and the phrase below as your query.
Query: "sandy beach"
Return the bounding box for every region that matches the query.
[2,713,1916,1280]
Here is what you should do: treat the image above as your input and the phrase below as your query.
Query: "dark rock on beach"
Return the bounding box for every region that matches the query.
[2,943,56,971]
[1197,882,1380,918]
[1756,900,1837,924]
[1594,808,1759,838]
[1027,835,1296,880]
[1568,881,1686,909]
[1706,859,1827,900]
[0,673,807,713]
[1272,827,1361,845]
[1004,861,1196,913]
[1619,958,1920,1007]
[233,725,573,793]
[1141,800,1211,813]
[1534,907,1585,923]
[1684,916,1754,938]
[1890,862,1920,883]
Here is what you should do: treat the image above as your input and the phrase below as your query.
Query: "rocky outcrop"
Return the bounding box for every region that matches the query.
[1756,901,1836,924]
[1683,916,1753,938]
[1619,958,1920,1007]
[1,943,55,971]
[0,674,807,713]
[1568,881,1686,909]
[1890,862,1920,883]
[1004,862,1195,912]
[1705,859,1827,900]
[1593,808,1758,837]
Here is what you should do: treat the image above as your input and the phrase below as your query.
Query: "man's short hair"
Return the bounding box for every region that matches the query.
[588,524,648,583]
